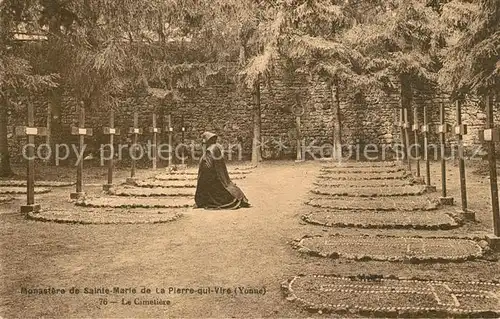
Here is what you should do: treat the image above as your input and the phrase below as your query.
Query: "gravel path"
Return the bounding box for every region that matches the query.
[0,161,499,318]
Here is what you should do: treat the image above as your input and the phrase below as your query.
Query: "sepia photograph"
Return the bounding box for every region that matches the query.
[0,0,499,317]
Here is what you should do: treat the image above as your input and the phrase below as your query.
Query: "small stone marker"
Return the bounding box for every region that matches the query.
[149,113,161,170]
[14,102,47,213]
[103,109,119,191]
[437,103,453,206]
[127,112,143,184]
[455,99,472,219]
[70,102,93,200]
[479,95,500,251]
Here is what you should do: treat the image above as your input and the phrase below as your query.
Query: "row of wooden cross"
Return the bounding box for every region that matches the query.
[398,97,499,245]
[15,102,186,214]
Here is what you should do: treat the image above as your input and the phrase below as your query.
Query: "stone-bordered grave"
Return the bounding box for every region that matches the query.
[0,196,15,204]
[317,171,411,180]
[313,179,418,188]
[135,164,254,185]
[133,180,197,188]
[76,196,193,209]
[0,187,51,195]
[153,172,249,181]
[311,185,428,197]
[306,196,439,211]
[301,209,460,230]
[320,166,405,174]
[293,234,485,262]
[0,180,74,187]
[321,161,398,168]
[108,185,195,197]
[282,274,500,317]
[27,207,184,225]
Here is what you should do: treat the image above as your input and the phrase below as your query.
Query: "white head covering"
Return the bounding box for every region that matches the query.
[201,131,217,144]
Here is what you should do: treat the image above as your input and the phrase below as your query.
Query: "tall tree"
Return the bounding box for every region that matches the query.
[0,0,57,177]
[346,0,445,158]
[284,0,388,159]
[237,1,286,164]
[439,0,498,98]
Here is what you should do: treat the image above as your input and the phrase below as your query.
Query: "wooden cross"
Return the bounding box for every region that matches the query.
[412,106,421,177]
[421,106,433,188]
[164,114,173,167]
[403,107,412,171]
[103,109,119,191]
[15,102,47,213]
[149,113,161,169]
[180,114,187,166]
[70,102,93,200]
[127,112,143,182]
[181,114,186,144]
[455,99,469,215]
[479,95,500,241]
[436,102,453,205]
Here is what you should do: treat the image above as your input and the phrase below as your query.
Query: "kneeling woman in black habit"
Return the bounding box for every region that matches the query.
[195,132,250,209]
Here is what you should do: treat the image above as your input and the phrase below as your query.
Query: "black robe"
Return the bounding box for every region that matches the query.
[195,144,249,209]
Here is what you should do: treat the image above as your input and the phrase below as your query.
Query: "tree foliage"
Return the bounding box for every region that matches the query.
[0,0,58,104]
[439,0,499,98]
[346,0,445,88]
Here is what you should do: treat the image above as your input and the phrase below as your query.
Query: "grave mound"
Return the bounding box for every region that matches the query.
[157,170,250,176]
[313,179,417,188]
[321,161,398,168]
[282,274,500,317]
[0,196,15,204]
[306,196,439,211]
[0,180,74,187]
[27,208,184,224]
[317,171,410,180]
[301,209,460,230]
[133,179,197,188]
[320,167,405,174]
[293,234,484,262]
[154,174,246,181]
[108,186,195,197]
[311,186,427,197]
[76,196,193,208]
[0,187,51,195]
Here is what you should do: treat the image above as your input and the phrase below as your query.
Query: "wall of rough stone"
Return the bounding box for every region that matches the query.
[6,67,500,164]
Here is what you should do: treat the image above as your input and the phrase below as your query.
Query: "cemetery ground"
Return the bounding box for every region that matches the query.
[1,160,500,318]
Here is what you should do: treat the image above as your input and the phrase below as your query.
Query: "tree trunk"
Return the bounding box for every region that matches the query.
[0,95,13,177]
[48,88,63,165]
[331,80,342,160]
[47,18,63,165]
[251,74,262,164]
